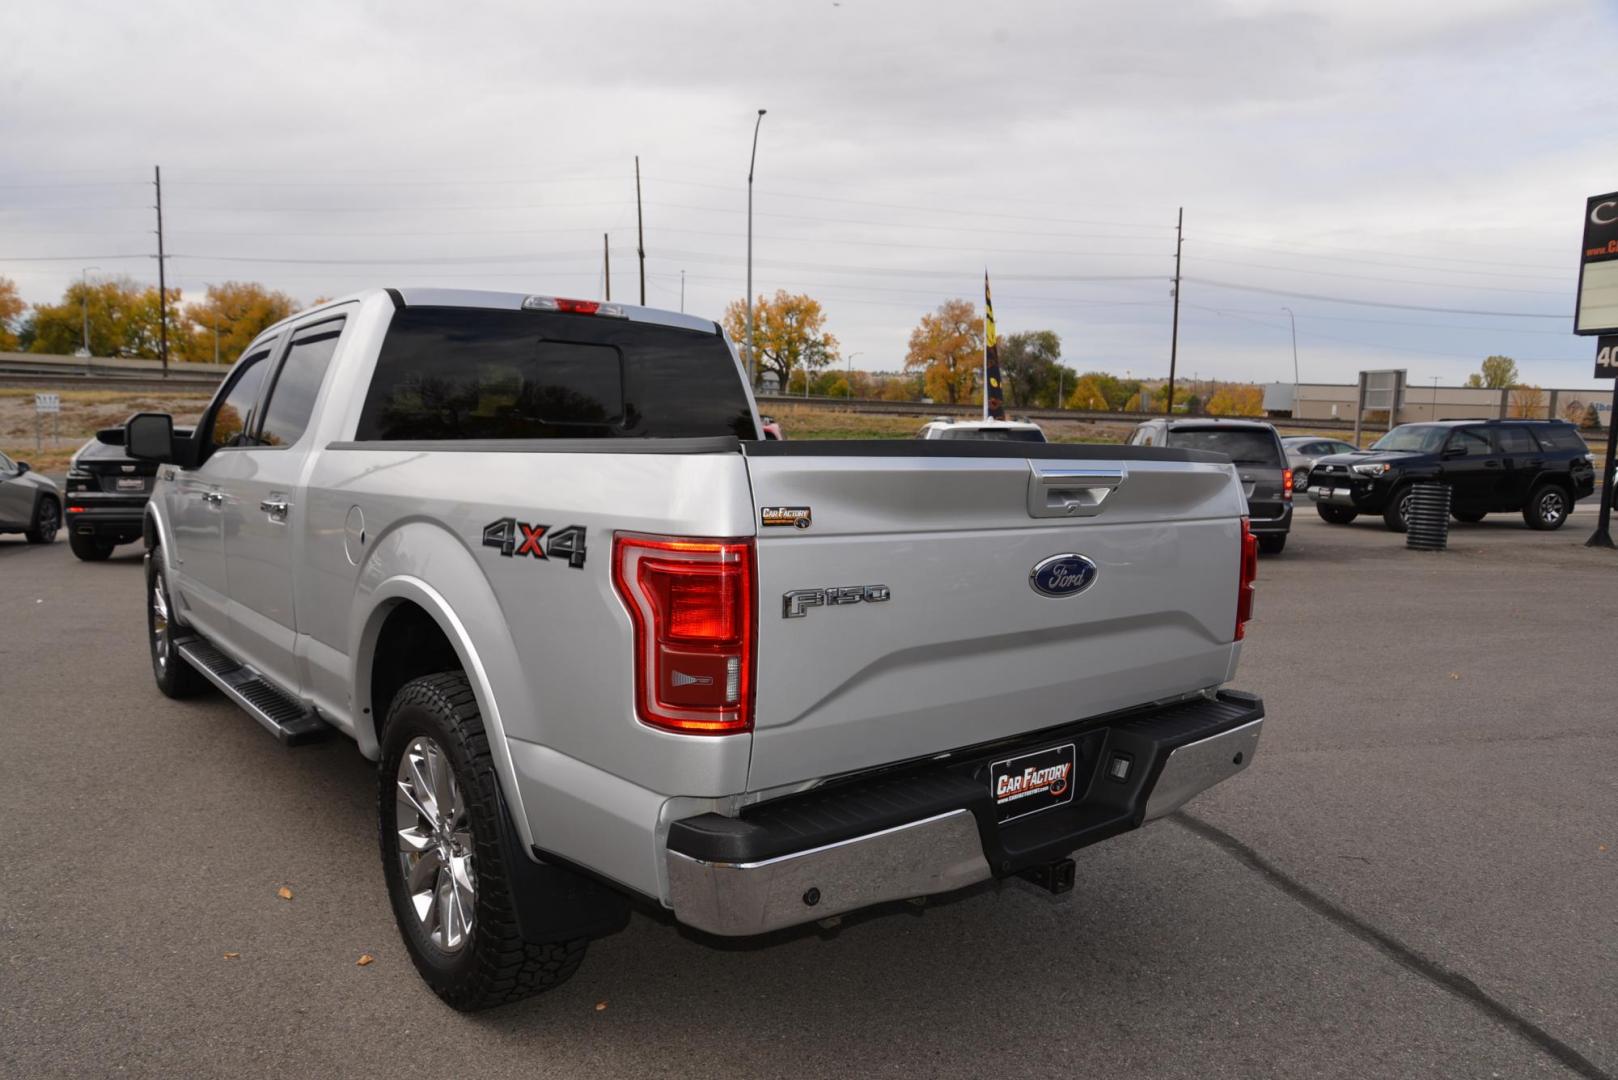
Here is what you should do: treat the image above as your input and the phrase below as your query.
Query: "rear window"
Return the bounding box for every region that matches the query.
[939,426,1046,442]
[1164,428,1282,465]
[355,307,756,441]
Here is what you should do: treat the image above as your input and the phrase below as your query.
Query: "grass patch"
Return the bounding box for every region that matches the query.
[765,404,1131,444]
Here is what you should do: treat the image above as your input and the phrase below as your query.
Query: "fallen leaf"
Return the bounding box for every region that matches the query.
[356,953,375,967]
[1600,845,1609,853]
[594,1001,608,1012]
[223,952,240,960]
[1447,673,1460,680]
[277,886,293,900]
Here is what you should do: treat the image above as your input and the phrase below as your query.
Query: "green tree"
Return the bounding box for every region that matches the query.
[180,282,300,364]
[997,330,1063,408]
[1479,355,1518,389]
[1581,401,1603,430]
[722,291,839,390]
[27,277,177,359]
[1464,373,1484,388]
[0,277,24,351]
[904,299,982,404]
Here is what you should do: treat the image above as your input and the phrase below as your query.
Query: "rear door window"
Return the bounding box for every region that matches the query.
[1532,425,1589,453]
[356,307,754,440]
[256,320,342,448]
[1164,428,1282,465]
[1491,426,1538,456]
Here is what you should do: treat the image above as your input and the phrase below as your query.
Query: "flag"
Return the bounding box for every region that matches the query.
[983,271,1005,419]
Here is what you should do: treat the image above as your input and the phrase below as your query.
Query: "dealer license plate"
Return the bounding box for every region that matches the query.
[990,743,1078,824]
[115,477,146,492]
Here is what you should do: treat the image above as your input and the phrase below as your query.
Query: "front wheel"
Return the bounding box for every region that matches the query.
[1382,487,1413,533]
[1523,484,1570,531]
[70,531,116,561]
[24,497,59,544]
[379,672,587,1011]
[1257,533,1287,555]
[147,553,208,698]
[1317,504,1357,525]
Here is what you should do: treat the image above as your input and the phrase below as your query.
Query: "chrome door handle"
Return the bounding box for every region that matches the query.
[201,490,223,505]
[259,498,289,521]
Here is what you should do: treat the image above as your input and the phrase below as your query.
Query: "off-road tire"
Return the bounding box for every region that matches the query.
[70,531,116,561]
[24,496,59,544]
[1382,486,1413,533]
[146,552,209,698]
[1522,483,1570,531]
[1451,511,1486,524]
[1257,534,1287,555]
[379,672,587,1011]
[1316,504,1357,525]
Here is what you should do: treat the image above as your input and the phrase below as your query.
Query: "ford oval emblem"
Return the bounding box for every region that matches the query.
[1029,553,1098,597]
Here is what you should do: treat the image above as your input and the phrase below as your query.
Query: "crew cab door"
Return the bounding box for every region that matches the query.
[163,344,276,642]
[1490,424,1543,509]
[214,316,343,695]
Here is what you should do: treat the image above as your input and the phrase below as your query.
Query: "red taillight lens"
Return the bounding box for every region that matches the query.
[1282,468,1294,500]
[555,297,600,315]
[611,533,755,734]
[1235,516,1258,641]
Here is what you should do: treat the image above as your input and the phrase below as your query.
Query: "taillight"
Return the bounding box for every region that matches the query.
[1235,517,1258,641]
[1282,467,1294,500]
[522,295,627,318]
[611,533,755,734]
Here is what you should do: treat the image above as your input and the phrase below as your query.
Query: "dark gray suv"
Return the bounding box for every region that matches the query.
[1129,418,1293,553]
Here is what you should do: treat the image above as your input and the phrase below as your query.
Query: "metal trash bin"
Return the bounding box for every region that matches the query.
[1406,481,1452,551]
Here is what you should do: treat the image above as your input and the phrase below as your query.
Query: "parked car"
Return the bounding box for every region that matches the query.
[0,450,61,544]
[1128,418,1292,553]
[1281,435,1358,491]
[123,288,1264,1011]
[63,427,194,560]
[1306,419,1596,531]
[916,417,1047,441]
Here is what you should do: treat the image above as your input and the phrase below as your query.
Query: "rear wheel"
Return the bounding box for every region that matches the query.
[1451,511,1486,524]
[1382,486,1413,533]
[69,531,116,561]
[24,496,59,544]
[1523,484,1570,531]
[1257,534,1287,555]
[147,553,208,698]
[1316,504,1357,525]
[379,672,587,1011]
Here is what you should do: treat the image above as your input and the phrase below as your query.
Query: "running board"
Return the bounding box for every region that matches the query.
[174,636,332,746]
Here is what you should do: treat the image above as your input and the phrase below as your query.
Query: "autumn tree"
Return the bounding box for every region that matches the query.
[1205,384,1264,416]
[0,277,24,351]
[1066,373,1111,411]
[997,330,1064,408]
[722,291,839,390]
[905,299,983,404]
[1508,384,1546,418]
[180,282,300,364]
[1478,355,1518,389]
[1581,401,1603,430]
[26,277,177,359]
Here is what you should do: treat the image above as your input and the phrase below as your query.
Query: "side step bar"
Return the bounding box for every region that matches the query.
[174,636,332,746]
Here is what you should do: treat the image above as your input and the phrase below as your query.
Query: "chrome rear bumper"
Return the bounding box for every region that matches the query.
[666,714,1264,937]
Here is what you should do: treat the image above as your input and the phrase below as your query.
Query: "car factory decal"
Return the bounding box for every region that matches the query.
[761,505,812,529]
[782,584,889,618]
[481,518,588,568]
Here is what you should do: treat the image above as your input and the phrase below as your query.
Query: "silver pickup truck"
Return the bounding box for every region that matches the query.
[121,288,1264,1010]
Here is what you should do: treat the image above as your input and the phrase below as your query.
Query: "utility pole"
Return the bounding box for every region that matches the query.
[603,233,611,301]
[79,265,99,375]
[746,109,767,388]
[154,165,169,377]
[1282,306,1299,416]
[635,155,646,305]
[1166,206,1182,415]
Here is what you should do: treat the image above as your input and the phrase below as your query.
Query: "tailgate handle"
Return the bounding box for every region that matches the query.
[1027,464,1126,518]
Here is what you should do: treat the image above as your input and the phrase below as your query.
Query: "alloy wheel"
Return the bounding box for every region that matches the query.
[37,500,59,541]
[395,736,476,951]
[1539,489,1565,526]
[150,570,170,673]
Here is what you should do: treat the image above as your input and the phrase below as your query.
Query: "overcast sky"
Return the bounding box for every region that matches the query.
[2,0,1615,388]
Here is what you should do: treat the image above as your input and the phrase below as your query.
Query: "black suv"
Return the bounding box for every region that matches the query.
[62,426,192,560]
[1306,419,1595,532]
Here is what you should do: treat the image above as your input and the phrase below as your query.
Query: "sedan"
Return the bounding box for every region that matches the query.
[1281,436,1358,490]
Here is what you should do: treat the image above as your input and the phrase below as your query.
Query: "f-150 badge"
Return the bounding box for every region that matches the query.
[782,584,889,618]
[481,518,587,568]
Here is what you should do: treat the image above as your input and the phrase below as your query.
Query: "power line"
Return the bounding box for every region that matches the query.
[1182,276,1567,319]
[1189,255,1568,295]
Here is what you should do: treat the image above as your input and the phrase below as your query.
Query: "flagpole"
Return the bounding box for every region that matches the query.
[983,270,991,420]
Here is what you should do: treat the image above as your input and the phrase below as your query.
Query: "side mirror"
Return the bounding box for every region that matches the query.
[15,461,30,475]
[126,412,175,463]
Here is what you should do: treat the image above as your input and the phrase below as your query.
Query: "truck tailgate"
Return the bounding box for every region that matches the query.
[742,442,1245,791]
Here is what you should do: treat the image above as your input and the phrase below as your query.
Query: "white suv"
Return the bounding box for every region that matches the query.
[917,418,1047,442]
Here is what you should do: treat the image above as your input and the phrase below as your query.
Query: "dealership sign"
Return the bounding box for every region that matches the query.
[1596,334,1618,379]
[1576,191,1618,334]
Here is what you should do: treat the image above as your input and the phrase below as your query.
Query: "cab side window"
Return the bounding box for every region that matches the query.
[1445,428,1491,457]
[256,321,342,448]
[207,349,273,451]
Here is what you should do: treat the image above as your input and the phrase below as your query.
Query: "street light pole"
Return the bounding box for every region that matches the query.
[1281,306,1299,416]
[846,350,862,398]
[746,109,766,389]
[80,266,99,374]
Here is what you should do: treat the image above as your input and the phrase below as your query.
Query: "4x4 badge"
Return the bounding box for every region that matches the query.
[481,518,587,568]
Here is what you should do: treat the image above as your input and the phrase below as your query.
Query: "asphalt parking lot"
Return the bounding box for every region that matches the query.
[2,507,1614,1079]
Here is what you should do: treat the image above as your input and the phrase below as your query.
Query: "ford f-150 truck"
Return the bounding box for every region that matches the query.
[120,288,1264,1011]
